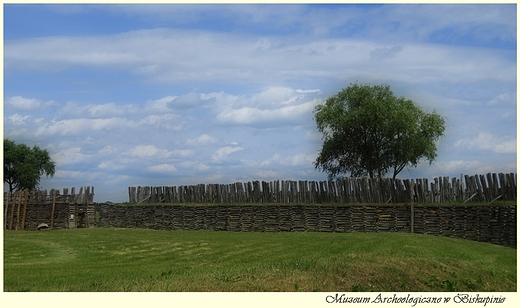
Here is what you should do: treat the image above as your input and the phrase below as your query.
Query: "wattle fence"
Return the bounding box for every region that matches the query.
[97,204,517,248]
[128,173,516,204]
[3,187,95,231]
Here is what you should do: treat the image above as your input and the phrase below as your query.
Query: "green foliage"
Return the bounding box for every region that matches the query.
[4,139,56,193]
[314,83,445,179]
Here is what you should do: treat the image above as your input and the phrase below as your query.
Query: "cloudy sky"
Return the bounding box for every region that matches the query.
[3,3,516,202]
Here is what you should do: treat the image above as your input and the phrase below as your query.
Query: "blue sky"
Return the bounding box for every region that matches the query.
[3,3,517,202]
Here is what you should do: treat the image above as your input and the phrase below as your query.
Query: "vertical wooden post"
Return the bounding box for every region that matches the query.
[9,191,17,230]
[21,189,29,230]
[50,189,57,229]
[15,191,22,230]
[4,192,9,230]
[410,180,415,234]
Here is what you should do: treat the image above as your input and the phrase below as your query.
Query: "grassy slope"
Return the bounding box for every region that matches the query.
[3,228,516,292]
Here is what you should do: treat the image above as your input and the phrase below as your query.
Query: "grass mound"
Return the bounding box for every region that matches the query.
[4,228,516,292]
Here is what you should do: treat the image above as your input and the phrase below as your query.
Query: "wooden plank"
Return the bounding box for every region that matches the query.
[465,175,476,202]
[15,190,23,230]
[237,182,245,203]
[409,180,415,233]
[50,189,57,228]
[396,179,406,203]
[288,181,296,203]
[485,173,494,201]
[261,181,270,203]
[315,181,322,203]
[479,174,489,202]
[474,174,485,202]
[504,173,513,201]
[309,181,316,204]
[3,192,9,230]
[269,181,277,203]
[336,180,344,203]
[508,173,517,200]
[445,176,451,202]
[449,177,456,203]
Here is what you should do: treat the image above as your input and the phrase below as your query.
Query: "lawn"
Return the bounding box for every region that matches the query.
[3,228,516,292]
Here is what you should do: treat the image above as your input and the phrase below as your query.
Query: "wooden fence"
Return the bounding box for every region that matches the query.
[128,173,516,204]
[97,204,517,248]
[3,187,95,231]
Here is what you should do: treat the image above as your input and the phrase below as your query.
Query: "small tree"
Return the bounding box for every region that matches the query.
[4,139,56,193]
[314,83,445,180]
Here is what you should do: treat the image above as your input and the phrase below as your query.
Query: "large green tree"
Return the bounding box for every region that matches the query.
[4,139,56,193]
[314,83,445,179]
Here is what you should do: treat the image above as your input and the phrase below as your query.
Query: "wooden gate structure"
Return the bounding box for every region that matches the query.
[3,187,95,231]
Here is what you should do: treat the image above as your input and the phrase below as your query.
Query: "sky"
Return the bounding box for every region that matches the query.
[2,3,517,203]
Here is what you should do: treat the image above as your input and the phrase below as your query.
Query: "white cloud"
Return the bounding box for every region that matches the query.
[98,161,125,171]
[140,113,183,131]
[216,100,317,125]
[433,160,483,174]
[169,92,213,109]
[171,149,193,157]
[102,175,132,186]
[261,153,316,167]
[430,159,517,178]
[250,87,309,107]
[494,139,517,154]
[179,161,211,172]
[8,114,30,125]
[60,102,137,118]
[487,92,516,106]
[52,170,100,181]
[85,5,514,46]
[6,28,511,88]
[86,103,136,117]
[256,170,282,179]
[127,145,170,158]
[35,117,137,136]
[474,163,518,175]
[261,154,281,166]
[53,147,92,165]
[125,145,192,158]
[99,146,118,156]
[210,87,322,126]
[290,153,316,166]
[212,146,243,163]
[295,89,321,94]
[455,132,516,154]
[145,96,177,113]
[148,164,178,173]
[6,96,43,110]
[186,134,218,145]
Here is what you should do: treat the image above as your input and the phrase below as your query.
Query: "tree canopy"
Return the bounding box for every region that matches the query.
[4,139,56,193]
[314,83,445,180]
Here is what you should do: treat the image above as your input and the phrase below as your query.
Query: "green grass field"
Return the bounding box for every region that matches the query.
[3,228,516,292]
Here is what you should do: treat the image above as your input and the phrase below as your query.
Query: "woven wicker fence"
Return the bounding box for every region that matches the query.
[97,204,516,248]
